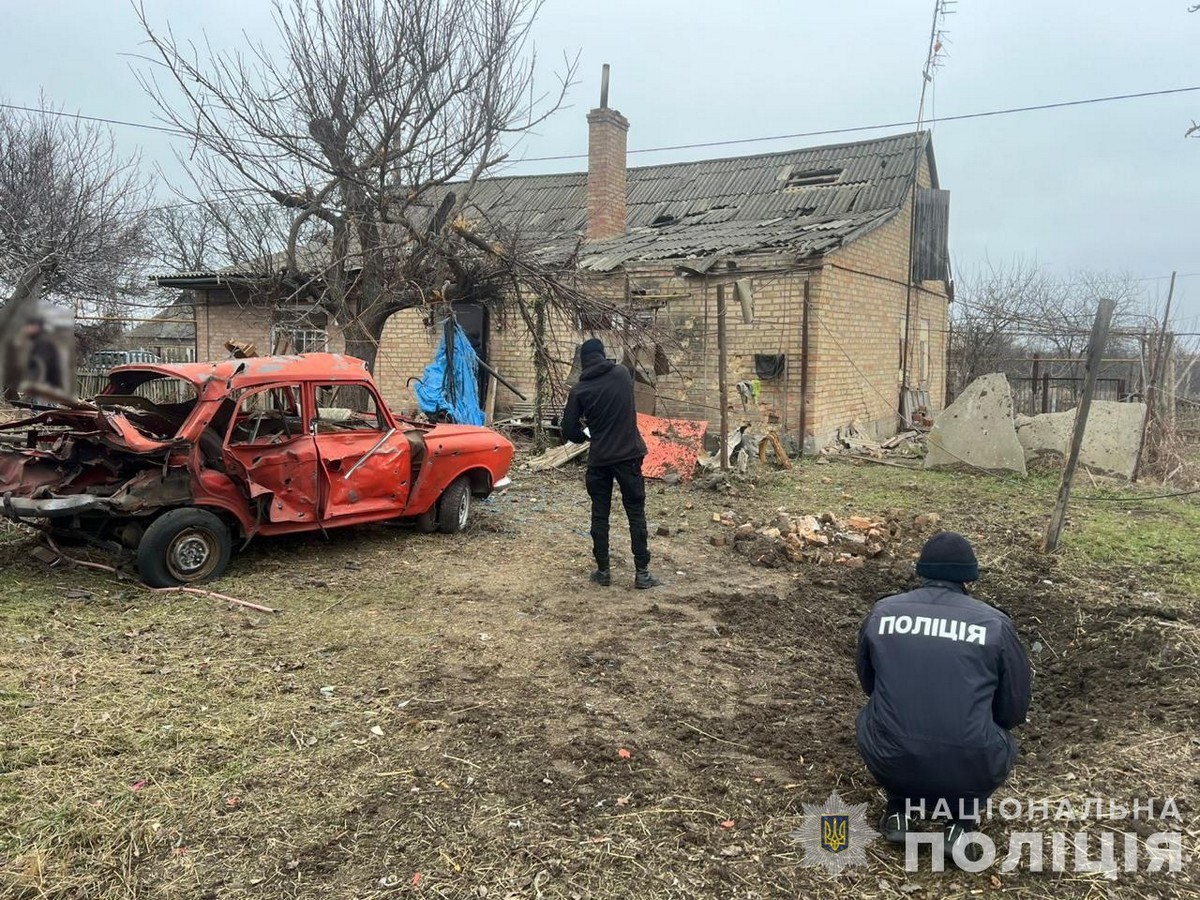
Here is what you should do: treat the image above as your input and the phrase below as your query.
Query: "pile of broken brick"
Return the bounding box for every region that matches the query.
[709,508,943,569]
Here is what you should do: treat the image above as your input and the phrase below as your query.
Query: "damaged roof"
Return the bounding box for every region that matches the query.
[471,131,936,271]
[155,131,935,285]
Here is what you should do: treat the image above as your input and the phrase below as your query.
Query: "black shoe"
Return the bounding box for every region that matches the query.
[943,820,981,866]
[634,569,662,590]
[590,569,611,586]
[878,811,909,845]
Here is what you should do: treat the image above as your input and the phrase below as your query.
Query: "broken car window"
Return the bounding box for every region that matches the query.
[96,375,199,440]
[228,385,304,445]
[314,383,385,432]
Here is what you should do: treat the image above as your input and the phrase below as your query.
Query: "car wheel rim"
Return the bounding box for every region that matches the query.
[457,492,469,530]
[167,529,218,581]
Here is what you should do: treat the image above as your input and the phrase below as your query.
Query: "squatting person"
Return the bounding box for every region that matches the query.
[854,532,1032,861]
[561,338,661,589]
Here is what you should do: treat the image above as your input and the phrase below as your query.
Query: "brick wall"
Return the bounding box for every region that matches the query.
[193,290,347,363]
[804,155,949,445]
[369,238,946,444]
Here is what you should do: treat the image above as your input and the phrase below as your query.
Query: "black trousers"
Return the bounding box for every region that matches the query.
[585,457,650,570]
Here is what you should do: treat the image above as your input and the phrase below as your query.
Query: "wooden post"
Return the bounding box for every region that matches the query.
[1041,371,1050,414]
[1132,272,1176,482]
[798,279,811,458]
[1030,353,1041,415]
[1164,332,1176,425]
[532,298,549,451]
[1043,298,1115,552]
[1166,333,1176,427]
[717,283,729,471]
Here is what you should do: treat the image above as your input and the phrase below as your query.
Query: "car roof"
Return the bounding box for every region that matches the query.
[109,353,372,395]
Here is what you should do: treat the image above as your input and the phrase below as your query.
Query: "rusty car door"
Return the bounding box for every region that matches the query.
[222,384,320,525]
[309,381,411,520]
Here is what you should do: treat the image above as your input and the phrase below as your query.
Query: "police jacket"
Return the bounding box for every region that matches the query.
[856,580,1032,795]
[561,354,647,468]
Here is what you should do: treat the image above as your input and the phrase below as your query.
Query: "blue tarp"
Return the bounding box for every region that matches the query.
[414,320,485,426]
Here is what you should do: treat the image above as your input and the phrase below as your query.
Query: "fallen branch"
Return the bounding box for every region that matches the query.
[144,585,277,614]
[40,537,276,613]
[846,454,922,470]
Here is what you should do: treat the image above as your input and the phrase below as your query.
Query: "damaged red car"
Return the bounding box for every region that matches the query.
[0,353,514,586]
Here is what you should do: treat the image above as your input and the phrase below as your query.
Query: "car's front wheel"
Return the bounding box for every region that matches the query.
[437,476,472,534]
[137,508,233,587]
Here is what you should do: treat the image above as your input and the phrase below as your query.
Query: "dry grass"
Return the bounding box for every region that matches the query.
[1,461,1198,898]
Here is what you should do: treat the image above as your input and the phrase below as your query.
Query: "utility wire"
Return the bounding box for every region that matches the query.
[5,84,1200,164]
[517,85,1200,163]
[0,101,187,136]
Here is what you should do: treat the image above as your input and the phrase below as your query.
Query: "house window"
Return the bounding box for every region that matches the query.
[576,311,622,332]
[784,167,844,190]
[271,325,328,354]
[576,308,656,333]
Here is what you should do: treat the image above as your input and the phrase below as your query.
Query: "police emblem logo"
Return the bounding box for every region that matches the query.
[820,814,850,853]
[792,791,878,875]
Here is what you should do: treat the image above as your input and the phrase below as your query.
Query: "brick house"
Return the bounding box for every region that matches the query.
[159,99,951,449]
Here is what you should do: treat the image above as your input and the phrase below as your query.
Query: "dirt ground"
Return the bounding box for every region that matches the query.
[1,458,1198,898]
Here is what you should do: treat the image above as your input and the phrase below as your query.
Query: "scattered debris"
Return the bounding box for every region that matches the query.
[881,430,921,450]
[825,423,926,460]
[718,508,942,569]
[527,441,589,470]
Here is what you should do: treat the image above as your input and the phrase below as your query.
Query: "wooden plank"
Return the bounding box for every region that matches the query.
[527,441,589,470]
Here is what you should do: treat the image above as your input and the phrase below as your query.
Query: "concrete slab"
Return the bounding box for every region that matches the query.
[925,373,1027,475]
[1014,401,1146,478]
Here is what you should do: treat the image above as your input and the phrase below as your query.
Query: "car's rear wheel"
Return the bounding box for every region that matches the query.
[437,476,472,534]
[137,508,232,587]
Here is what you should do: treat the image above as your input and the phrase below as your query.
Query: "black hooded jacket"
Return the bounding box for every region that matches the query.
[855,580,1032,801]
[561,352,647,467]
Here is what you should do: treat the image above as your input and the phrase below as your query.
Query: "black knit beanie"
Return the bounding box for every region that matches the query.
[580,337,606,360]
[915,532,979,583]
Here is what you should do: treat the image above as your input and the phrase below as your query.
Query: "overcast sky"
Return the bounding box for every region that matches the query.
[2,0,1197,323]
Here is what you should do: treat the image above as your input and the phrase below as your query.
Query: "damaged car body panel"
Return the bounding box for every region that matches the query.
[0,353,515,585]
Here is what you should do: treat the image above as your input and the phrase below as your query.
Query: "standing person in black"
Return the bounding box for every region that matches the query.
[561,338,661,589]
[855,532,1032,863]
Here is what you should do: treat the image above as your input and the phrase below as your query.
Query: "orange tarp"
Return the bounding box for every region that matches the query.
[637,413,708,481]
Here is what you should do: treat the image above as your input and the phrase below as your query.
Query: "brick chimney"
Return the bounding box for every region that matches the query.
[586,64,628,240]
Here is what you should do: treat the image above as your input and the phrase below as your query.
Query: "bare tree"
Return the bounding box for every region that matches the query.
[0,97,151,312]
[135,0,600,373]
[950,258,1151,403]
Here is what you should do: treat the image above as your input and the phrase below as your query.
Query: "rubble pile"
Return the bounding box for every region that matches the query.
[710,508,942,570]
[822,421,927,459]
